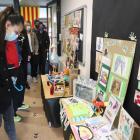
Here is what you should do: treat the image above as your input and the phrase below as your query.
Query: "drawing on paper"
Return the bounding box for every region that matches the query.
[91,123,105,131]
[117,108,134,140]
[95,52,102,73]
[96,88,106,102]
[113,55,128,76]
[117,40,123,47]
[129,44,136,56]
[106,134,119,140]
[104,47,108,56]
[108,52,112,59]
[73,11,82,28]
[71,123,97,140]
[74,83,93,103]
[96,37,103,52]
[134,90,140,107]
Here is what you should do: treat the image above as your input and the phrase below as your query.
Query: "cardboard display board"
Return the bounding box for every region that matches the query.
[97,38,136,104]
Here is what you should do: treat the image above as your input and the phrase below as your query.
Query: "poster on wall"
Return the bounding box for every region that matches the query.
[111,54,132,80]
[69,12,74,28]
[73,10,82,28]
[107,74,127,103]
[62,16,65,28]
[103,95,121,130]
[134,90,140,107]
[96,37,104,52]
[98,64,110,91]
[117,108,134,140]
[95,52,102,73]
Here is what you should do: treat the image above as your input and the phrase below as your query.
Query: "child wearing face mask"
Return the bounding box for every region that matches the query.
[24,21,39,83]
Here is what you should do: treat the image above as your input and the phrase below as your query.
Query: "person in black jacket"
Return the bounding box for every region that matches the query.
[0,6,24,140]
[18,29,31,89]
[36,22,50,74]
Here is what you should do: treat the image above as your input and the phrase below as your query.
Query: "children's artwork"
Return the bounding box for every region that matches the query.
[138,81,140,90]
[69,12,74,28]
[90,123,105,131]
[62,16,65,28]
[73,10,82,28]
[111,54,132,80]
[96,86,107,102]
[71,123,97,140]
[86,115,105,125]
[103,95,121,130]
[117,108,134,140]
[95,52,102,73]
[101,56,111,67]
[104,47,108,56]
[107,74,127,102]
[137,62,140,80]
[63,97,82,105]
[134,90,140,106]
[96,125,117,137]
[96,37,103,52]
[98,64,110,91]
[105,134,119,140]
[104,40,116,47]
[69,134,75,140]
[65,27,69,39]
[122,44,128,53]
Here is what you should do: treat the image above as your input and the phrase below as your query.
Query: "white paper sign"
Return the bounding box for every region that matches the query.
[61,16,65,28]
[103,95,121,130]
[101,56,111,67]
[96,37,103,52]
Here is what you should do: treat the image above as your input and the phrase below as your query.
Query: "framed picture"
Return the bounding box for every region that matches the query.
[73,80,96,103]
[98,64,110,91]
[111,53,132,80]
[107,74,127,104]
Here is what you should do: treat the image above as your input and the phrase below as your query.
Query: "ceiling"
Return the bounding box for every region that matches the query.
[0,0,53,7]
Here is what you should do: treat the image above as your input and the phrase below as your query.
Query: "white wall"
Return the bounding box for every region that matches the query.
[61,0,93,79]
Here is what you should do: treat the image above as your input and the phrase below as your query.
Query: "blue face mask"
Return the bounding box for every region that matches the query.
[39,27,44,31]
[5,32,18,41]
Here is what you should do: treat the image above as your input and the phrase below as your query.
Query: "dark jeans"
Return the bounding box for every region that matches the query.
[30,53,39,77]
[0,101,18,140]
[39,50,47,74]
[9,66,25,115]
[21,53,28,84]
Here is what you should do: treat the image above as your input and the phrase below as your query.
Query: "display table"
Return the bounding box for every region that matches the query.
[61,99,120,140]
[41,75,73,128]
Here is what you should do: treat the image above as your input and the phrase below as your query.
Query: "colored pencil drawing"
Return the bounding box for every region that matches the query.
[71,123,97,140]
[117,108,134,140]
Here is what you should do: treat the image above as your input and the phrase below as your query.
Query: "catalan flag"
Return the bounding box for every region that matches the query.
[20,7,40,28]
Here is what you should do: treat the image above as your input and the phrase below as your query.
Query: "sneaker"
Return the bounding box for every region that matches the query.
[18,104,30,110]
[25,83,30,89]
[32,77,37,83]
[14,115,22,122]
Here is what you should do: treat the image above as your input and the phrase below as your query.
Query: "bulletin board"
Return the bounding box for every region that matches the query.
[61,5,87,66]
[96,38,136,105]
[90,0,140,126]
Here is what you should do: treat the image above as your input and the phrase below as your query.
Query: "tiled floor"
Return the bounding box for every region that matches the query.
[0,75,64,140]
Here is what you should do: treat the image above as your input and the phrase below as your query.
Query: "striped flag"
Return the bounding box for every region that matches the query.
[20,7,40,28]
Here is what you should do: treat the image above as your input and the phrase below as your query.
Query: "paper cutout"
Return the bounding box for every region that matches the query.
[117,40,123,47]
[129,32,137,41]
[138,81,140,90]
[107,74,127,103]
[117,108,134,140]
[104,32,109,38]
[134,90,140,106]
[98,64,110,91]
[95,52,102,73]
[111,54,132,80]
[101,56,111,67]
[96,86,107,102]
[129,44,136,56]
[104,40,116,47]
[73,10,82,28]
[71,123,97,140]
[122,44,128,53]
[104,47,108,56]
[137,62,140,80]
[96,37,103,52]
[103,95,121,130]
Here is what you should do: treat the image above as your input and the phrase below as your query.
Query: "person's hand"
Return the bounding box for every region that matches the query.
[28,56,31,60]
[35,52,38,55]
